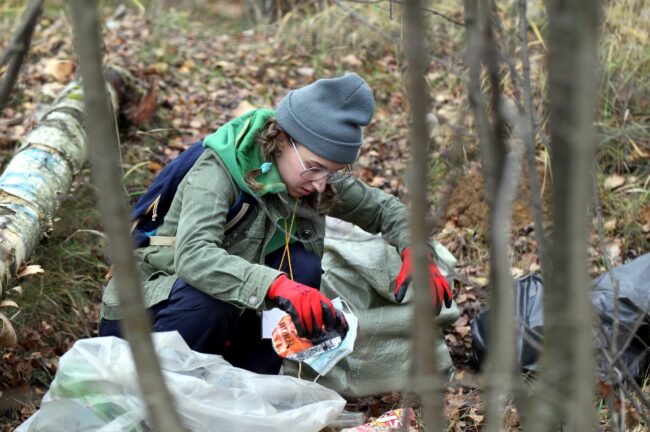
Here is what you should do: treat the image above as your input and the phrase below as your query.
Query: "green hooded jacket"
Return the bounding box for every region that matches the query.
[101,111,412,320]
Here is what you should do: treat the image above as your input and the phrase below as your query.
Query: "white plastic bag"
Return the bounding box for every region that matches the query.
[18,332,345,432]
[304,298,359,377]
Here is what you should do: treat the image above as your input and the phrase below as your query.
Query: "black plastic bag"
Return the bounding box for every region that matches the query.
[591,254,650,381]
[470,273,545,373]
[470,254,650,381]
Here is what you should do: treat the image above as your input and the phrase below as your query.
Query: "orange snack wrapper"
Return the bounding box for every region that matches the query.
[271,315,343,361]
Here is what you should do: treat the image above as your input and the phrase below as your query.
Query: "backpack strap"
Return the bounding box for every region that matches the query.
[225,191,256,232]
[133,147,257,249]
[143,190,253,248]
[148,236,176,246]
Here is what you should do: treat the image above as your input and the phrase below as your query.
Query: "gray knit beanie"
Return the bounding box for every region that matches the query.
[276,73,375,164]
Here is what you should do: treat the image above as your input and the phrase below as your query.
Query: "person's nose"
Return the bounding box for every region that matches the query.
[311,177,327,193]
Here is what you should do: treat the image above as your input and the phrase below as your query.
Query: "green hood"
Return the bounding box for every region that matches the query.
[203,109,286,195]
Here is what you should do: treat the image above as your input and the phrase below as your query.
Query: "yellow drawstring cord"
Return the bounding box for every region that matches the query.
[277,200,301,378]
[278,200,299,280]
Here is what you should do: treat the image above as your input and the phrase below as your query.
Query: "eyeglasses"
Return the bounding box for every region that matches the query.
[289,136,352,184]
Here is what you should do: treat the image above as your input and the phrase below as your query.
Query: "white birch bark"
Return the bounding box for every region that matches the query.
[0,83,117,296]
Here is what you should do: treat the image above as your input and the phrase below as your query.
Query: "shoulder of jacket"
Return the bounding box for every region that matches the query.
[181,147,239,202]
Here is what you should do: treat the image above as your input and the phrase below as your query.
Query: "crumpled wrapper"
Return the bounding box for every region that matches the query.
[341,408,417,431]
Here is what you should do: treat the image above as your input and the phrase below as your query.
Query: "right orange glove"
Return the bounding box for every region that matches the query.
[267,275,342,339]
[394,247,453,314]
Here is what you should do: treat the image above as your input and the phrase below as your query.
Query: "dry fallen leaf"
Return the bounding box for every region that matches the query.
[43,59,76,83]
[233,100,257,118]
[131,81,158,126]
[604,174,625,190]
[503,407,520,428]
[178,59,196,74]
[606,241,622,259]
[0,312,17,347]
[148,161,162,174]
[296,67,315,77]
[604,219,617,231]
[468,413,484,423]
[596,379,612,398]
[341,54,362,66]
[470,276,488,287]
[215,60,236,72]
[641,205,650,226]
[0,300,19,309]
[147,62,169,74]
[17,264,44,279]
[625,403,641,429]
[41,321,54,336]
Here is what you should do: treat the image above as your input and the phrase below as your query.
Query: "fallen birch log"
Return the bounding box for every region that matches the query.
[0,82,118,298]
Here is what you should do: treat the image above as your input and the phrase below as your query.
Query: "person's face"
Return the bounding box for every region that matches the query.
[274,132,348,198]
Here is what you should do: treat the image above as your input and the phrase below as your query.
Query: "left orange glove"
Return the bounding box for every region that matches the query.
[394,247,453,314]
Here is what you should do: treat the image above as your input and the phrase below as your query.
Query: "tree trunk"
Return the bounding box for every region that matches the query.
[403,1,444,430]
[464,1,519,429]
[69,1,187,431]
[524,0,601,429]
[0,83,116,297]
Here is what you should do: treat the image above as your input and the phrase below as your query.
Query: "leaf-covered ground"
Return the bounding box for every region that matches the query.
[1,1,648,430]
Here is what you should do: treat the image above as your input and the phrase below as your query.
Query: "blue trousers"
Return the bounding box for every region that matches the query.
[99,242,322,375]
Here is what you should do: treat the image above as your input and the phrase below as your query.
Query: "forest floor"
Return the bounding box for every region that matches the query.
[1,1,649,431]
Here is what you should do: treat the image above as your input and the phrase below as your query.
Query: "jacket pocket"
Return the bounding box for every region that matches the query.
[141,246,176,275]
[222,224,266,261]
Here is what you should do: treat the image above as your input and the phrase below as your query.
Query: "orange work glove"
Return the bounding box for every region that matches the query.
[267,275,342,339]
[394,247,453,314]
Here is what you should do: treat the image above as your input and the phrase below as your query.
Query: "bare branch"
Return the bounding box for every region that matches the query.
[593,293,650,374]
[483,104,524,432]
[596,328,650,415]
[332,0,396,43]
[0,0,43,112]
[463,0,494,198]
[517,0,547,271]
[484,2,508,185]
[68,2,186,431]
[592,171,623,360]
[464,1,522,430]
[428,111,468,237]
[402,0,443,428]
[343,0,465,27]
[332,0,468,82]
[488,6,524,111]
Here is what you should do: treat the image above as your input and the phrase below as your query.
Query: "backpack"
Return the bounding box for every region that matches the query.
[131,141,255,248]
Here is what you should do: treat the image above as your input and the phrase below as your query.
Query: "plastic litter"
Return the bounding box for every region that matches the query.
[269,297,358,377]
[327,410,367,429]
[471,253,650,381]
[271,314,344,361]
[340,408,417,431]
[17,331,345,432]
[591,253,650,382]
[282,218,460,398]
[304,298,359,377]
[470,273,544,373]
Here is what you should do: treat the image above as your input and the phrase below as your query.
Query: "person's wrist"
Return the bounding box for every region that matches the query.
[267,274,289,300]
